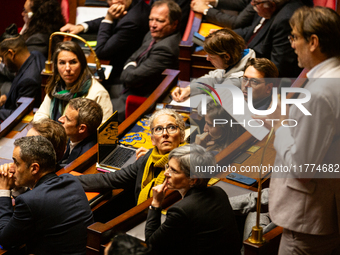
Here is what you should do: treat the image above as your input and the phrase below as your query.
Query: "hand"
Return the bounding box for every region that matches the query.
[106,4,127,21]
[253,95,287,131]
[171,86,190,102]
[60,23,84,34]
[0,163,15,190]
[191,0,210,14]
[195,132,214,148]
[0,95,7,107]
[151,179,168,208]
[136,147,148,160]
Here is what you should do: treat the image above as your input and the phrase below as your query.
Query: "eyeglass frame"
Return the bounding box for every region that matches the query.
[151,124,179,136]
[251,0,271,7]
[241,76,266,87]
[165,163,183,175]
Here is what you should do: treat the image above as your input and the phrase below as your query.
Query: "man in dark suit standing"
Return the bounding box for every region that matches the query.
[112,0,182,122]
[61,0,150,84]
[58,98,103,169]
[0,35,45,121]
[234,0,305,77]
[0,136,93,254]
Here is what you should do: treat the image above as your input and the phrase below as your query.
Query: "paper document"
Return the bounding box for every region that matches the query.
[76,7,109,25]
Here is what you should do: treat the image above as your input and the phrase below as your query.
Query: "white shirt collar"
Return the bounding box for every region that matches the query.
[306,57,336,79]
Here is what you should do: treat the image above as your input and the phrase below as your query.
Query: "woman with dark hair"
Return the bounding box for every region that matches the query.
[195,100,245,152]
[172,28,255,102]
[34,41,112,123]
[145,144,241,255]
[21,0,65,57]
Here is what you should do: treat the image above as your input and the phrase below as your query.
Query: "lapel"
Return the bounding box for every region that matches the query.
[247,16,274,48]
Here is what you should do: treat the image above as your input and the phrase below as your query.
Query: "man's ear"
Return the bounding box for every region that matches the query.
[171,20,179,31]
[7,49,15,60]
[223,53,231,63]
[78,124,87,134]
[189,178,197,187]
[309,34,319,53]
[30,163,40,176]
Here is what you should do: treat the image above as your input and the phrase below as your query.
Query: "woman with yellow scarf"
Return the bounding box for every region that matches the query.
[77,108,186,205]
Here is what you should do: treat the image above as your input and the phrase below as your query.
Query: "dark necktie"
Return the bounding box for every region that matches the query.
[136,39,156,64]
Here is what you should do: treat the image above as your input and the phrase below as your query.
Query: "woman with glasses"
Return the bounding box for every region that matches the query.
[145,144,241,255]
[172,28,255,102]
[195,100,245,152]
[76,108,186,205]
[33,41,112,123]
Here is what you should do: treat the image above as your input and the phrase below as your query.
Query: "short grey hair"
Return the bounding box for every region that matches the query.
[14,136,56,172]
[169,144,216,188]
[149,108,185,141]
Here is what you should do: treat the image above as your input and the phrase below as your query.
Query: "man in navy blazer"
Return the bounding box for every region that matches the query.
[0,35,45,121]
[0,136,93,254]
[58,98,103,170]
[112,0,182,122]
[234,0,305,77]
[61,0,150,84]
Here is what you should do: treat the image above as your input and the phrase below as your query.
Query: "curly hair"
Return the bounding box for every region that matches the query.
[22,0,65,40]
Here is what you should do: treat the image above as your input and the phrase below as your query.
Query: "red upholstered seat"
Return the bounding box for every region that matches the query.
[125,95,147,119]
[313,0,336,9]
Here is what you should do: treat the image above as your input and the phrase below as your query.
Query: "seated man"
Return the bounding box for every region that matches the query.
[191,0,256,29]
[234,0,305,77]
[0,35,45,121]
[112,0,182,122]
[0,136,94,254]
[58,98,103,169]
[77,109,185,205]
[241,58,278,110]
[61,0,150,84]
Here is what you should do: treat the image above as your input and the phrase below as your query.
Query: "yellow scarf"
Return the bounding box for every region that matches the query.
[137,147,168,205]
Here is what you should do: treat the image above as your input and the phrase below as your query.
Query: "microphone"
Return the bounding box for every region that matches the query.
[45,32,105,80]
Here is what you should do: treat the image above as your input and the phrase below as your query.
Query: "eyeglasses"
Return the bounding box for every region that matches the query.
[151,124,179,135]
[242,76,265,87]
[288,34,299,44]
[165,163,181,175]
[251,0,271,6]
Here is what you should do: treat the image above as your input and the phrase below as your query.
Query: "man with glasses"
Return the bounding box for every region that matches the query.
[234,0,307,77]
[256,6,340,254]
[241,58,278,109]
[0,35,45,121]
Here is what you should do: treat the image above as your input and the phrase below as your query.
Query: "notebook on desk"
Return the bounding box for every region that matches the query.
[97,111,137,171]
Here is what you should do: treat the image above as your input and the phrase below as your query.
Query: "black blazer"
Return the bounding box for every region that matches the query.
[145,186,241,255]
[234,0,305,77]
[0,51,45,121]
[59,134,97,170]
[120,31,181,96]
[86,0,150,83]
[0,173,94,254]
[77,150,164,203]
[206,3,256,29]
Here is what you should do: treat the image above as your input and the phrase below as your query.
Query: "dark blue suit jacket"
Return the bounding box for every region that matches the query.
[86,0,150,84]
[234,0,305,77]
[0,51,45,121]
[0,173,93,254]
[59,134,97,170]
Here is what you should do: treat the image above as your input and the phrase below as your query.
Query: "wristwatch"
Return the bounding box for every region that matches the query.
[149,205,162,211]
